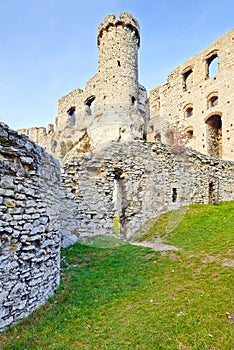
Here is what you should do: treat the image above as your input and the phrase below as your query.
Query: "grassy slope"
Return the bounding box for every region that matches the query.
[0,202,233,349]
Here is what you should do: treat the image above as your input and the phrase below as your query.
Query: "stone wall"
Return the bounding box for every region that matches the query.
[149,28,234,161]
[61,141,234,239]
[0,122,62,332]
[18,125,54,150]
[1,121,234,331]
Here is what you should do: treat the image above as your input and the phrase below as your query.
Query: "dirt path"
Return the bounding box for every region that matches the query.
[130,238,179,251]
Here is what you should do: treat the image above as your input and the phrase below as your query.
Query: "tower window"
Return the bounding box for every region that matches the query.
[117,60,121,67]
[131,96,136,106]
[172,188,178,202]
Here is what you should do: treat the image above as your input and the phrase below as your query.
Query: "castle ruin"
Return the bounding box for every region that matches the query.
[19,13,149,161]
[18,16,234,162]
[1,13,234,331]
[149,28,234,161]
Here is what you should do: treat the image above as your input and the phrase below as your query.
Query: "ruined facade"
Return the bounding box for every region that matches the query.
[18,13,149,162]
[18,16,233,162]
[62,141,234,239]
[149,28,234,161]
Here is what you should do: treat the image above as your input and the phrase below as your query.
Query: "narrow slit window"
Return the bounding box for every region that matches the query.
[131,96,136,106]
[172,188,178,202]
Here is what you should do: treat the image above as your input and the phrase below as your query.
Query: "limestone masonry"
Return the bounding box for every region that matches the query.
[18,14,233,162]
[0,122,61,331]
[149,28,234,161]
[1,12,234,331]
[19,13,149,162]
[62,141,234,240]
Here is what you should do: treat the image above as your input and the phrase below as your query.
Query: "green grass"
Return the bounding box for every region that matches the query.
[0,202,233,349]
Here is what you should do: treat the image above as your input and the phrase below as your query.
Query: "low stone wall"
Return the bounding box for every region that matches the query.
[0,123,62,332]
[62,141,234,239]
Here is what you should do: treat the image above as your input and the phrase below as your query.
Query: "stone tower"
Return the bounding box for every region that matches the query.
[86,12,148,146]
[95,13,140,117]
[18,13,149,159]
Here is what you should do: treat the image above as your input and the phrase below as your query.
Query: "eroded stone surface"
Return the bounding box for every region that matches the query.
[149,28,234,161]
[60,141,234,240]
[0,122,61,332]
[18,13,149,162]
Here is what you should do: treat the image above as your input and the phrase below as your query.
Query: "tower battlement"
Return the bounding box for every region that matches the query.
[97,12,140,48]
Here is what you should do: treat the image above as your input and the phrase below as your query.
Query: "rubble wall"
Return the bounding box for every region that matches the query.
[62,141,234,239]
[0,123,61,332]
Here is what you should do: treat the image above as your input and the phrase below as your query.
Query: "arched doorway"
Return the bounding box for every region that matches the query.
[205,113,222,158]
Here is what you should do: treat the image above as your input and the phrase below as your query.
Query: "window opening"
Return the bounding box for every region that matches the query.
[208,181,218,205]
[185,128,194,139]
[67,107,76,126]
[172,188,178,202]
[113,169,127,238]
[208,96,218,108]
[117,60,121,67]
[183,69,193,91]
[85,96,95,115]
[205,114,222,158]
[131,96,136,106]
[207,54,218,78]
[185,107,193,118]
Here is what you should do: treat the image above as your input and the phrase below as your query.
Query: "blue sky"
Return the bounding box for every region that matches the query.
[0,0,233,130]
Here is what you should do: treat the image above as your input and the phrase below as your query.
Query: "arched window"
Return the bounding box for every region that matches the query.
[185,127,194,139]
[85,96,96,115]
[182,68,193,91]
[209,96,218,107]
[183,103,193,118]
[207,92,218,108]
[206,52,219,78]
